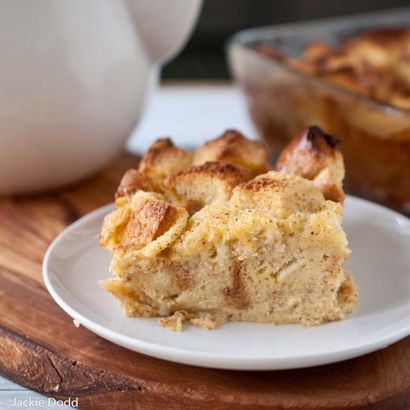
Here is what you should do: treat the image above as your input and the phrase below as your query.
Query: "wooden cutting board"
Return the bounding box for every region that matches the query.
[0,153,409,410]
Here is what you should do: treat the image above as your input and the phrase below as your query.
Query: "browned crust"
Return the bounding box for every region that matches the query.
[305,125,340,149]
[138,138,174,172]
[166,161,252,212]
[276,126,340,174]
[138,137,193,177]
[275,126,344,202]
[239,176,286,192]
[121,197,179,249]
[193,130,270,175]
[106,127,345,255]
[168,161,251,182]
[107,131,273,229]
[115,169,155,198]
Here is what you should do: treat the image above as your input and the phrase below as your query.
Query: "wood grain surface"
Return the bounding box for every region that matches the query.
[0,153,409,410]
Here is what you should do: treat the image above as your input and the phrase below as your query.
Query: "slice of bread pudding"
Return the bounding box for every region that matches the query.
[99,127,357,330]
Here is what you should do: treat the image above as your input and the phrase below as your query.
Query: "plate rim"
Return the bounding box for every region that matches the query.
[42,195,410,370]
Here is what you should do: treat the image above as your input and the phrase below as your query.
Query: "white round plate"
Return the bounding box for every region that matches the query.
[43,196,410,370]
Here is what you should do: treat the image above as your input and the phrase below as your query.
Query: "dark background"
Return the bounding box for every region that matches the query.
[162,0,410,79]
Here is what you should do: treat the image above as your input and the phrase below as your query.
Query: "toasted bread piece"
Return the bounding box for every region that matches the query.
[166,161,252,214]
[121,193,181,250]
[232,170,327,218]
[138,138,193,181]
[275,126,345,202]
[115,169,156,198]
[100,191,188,253]
[193,130,269,176]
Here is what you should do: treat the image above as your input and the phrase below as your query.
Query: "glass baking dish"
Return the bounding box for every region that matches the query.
[227,8,410,214]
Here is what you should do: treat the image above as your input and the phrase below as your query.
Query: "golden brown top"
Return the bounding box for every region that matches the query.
[259,28,410,110]
[101,128,345,253]
[115,130,268,206]
[138,137,194,181]
[166,161,252,214]
[275,126,345,202]
[193,130,269,175]
[115,169,155,199]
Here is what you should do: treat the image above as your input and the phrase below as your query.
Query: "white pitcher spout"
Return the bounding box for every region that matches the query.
[126,0,202,64]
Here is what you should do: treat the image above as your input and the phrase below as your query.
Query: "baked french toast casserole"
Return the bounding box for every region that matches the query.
[99,126,357,330]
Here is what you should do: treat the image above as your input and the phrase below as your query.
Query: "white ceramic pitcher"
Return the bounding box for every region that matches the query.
[0,0,202,194]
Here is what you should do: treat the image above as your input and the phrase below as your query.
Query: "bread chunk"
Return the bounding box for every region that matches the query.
[275,126,345,202]
[138,138,193,181]
[166,161,252,214]
[115,169,156,198]
[193,130,269,176]
[100,191,188,254]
